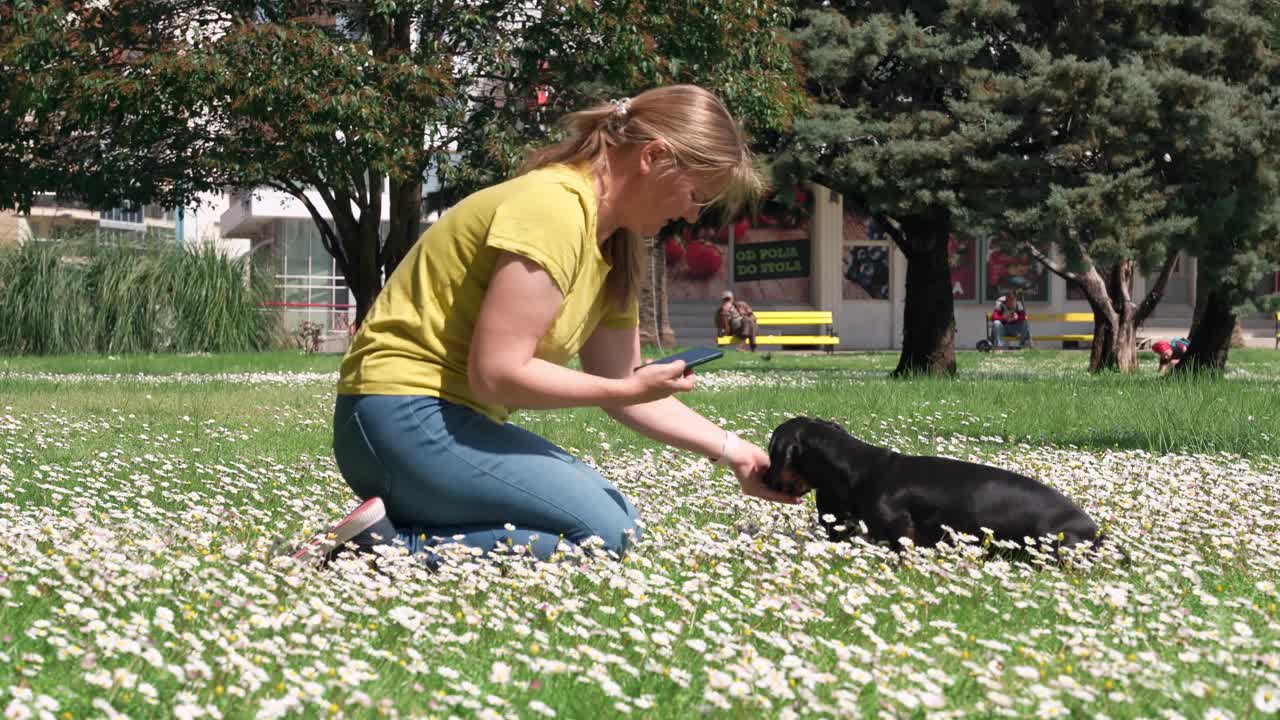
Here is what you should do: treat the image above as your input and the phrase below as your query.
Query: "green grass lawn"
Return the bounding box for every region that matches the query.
[1,349,1278,718]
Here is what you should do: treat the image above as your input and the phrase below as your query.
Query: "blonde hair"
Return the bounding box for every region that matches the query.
[519,85,766,309]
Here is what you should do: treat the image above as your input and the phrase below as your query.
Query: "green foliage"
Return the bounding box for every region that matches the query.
[0,237,278,355]
[428,0,809,208]
[2,0,808,321]
[780,0,1280,373]
[783,1,1279,265]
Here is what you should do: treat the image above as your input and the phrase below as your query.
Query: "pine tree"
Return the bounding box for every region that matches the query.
[779,4,995,376]
[1002,2,1280,373]
[781,1,1280,374]
[1170,6,1280,372]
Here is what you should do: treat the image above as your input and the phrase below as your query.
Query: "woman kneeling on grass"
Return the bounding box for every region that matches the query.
[293,85,800,565]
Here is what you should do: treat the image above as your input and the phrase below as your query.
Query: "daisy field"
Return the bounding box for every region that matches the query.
[1,349,1278,720]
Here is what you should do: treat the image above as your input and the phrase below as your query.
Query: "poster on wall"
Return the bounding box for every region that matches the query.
[733,240,809,282]
[664,220,811,303]
[842,243,890,300]
[985,242,1049,302]
[948,234,977,300]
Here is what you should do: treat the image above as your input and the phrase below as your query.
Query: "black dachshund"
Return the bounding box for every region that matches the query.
[765,417,1101,554]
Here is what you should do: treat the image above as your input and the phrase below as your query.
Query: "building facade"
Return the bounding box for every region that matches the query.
[1,192,247,256]
[665,182,1277,349]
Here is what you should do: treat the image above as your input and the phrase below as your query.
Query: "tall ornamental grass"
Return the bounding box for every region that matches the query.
[0,238,280,354]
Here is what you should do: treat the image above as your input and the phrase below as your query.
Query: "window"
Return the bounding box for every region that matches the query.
[945,235,1046,303]
[100,206,144,225]
[842,243,890,300]
[948,234,978,301]
[272,219,351,336]
[95,227,147,245]
[143,204,177,222]
[984,240,1049,302]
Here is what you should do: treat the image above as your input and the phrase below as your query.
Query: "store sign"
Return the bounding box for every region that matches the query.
[734,240,810,281]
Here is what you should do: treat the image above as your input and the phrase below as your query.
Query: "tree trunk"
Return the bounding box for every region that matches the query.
[380,14,425,286]
[1177,285,1235,373]
[1077,266,1115,371]
[279,8,421,332]
[341,9,418,329]
[659,249,673,346]
[350,222,383,328]
[383,176,424,285]
[888,210,956,377]
[350,170,386,328]
[1103,260,1139,372]
[637,237,675,348]
[1077,260,1140,373]
[1027,244,1177,374]
[1191,258,1210,330]
[638,237,659,346]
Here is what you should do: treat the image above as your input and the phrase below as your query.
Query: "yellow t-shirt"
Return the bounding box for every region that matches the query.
[337,163,639,423]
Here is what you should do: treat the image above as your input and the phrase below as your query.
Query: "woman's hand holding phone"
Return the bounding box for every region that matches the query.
[620,347,721,404]
[633,347,723,375]
[626,360,696,404]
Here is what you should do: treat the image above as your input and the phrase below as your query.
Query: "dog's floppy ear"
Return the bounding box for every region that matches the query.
[764,423,806,490]
[781,439,802,470]
[766,431,797,468]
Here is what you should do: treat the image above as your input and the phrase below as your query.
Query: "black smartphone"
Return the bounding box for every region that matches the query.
[634,347,724,374]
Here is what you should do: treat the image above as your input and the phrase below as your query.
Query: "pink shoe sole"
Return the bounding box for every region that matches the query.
[291,497,387,561]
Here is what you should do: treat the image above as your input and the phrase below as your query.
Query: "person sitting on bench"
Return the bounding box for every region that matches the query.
[717,290,758,351]
[990,288,1031,349]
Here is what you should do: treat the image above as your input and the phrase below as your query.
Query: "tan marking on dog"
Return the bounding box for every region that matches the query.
[781,468,811,496]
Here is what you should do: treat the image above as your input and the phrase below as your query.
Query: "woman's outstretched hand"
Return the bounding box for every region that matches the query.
[731,440,803,504]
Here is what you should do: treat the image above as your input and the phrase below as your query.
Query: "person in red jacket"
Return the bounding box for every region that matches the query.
[1151,337,1190,375]
[989,288,1031,349]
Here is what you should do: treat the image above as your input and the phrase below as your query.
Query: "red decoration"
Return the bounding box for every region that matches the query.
[683,241,722,278]
[663,236,685,265]
[716,219,750,244]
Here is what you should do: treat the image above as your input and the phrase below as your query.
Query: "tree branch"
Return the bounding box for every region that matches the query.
[351,168,369,212]
[1072,230,1093,270]
[311,182,363,267]
[872,213,909,257]
[1020,240,1078,283]
[1135,248,1180,326]
[275,178,351,280]
[1115,261,1133,308]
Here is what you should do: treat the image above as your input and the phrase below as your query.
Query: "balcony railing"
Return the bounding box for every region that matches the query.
[30,193,95,212]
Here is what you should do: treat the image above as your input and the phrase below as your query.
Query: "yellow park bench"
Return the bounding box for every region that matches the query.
[977,312,1095,351]
[716,310,839,353]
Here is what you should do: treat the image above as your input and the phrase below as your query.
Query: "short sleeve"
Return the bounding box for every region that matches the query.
[599,295,640,330]
[486,184,589,295]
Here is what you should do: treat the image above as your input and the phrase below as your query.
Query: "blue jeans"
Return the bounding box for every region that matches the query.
[332,394,642,560]
[991,320,1031,348]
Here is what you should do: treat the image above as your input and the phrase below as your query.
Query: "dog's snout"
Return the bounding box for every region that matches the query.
[769,468,811,497]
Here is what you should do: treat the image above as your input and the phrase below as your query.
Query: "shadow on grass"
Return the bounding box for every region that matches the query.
[1045,428,1248,456]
